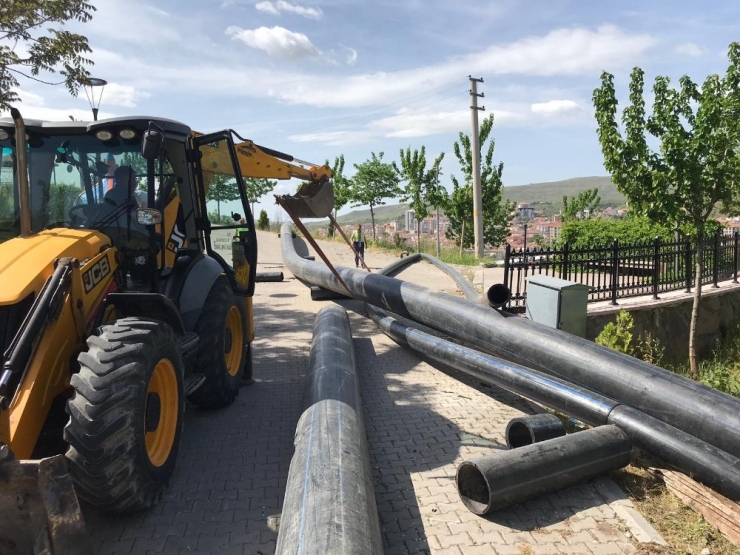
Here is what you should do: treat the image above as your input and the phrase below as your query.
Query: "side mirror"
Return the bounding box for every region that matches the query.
[142,130,163,160]
[136,208,162,226]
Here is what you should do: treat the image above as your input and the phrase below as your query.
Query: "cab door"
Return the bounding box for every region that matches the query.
[192,131,257,296]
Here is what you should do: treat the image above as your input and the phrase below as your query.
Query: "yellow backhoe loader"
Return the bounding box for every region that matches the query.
[0,110,332,553]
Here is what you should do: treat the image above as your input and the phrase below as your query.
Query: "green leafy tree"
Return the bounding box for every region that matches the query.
[326,155,351,237]
[593,43,740,377]
[446,114,514,251]
[1,1,96,112]
[350,152,400,241]
[256,209,270,230]
[557,214,673,250]
[393,146,445,253]
[207,174,240,219]
[562,188,601,221]
[245,177,276,216]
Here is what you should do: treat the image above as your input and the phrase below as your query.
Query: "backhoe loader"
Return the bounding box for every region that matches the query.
[0,109,332,553]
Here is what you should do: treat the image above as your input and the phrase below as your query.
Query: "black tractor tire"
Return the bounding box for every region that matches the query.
[64,317,185,512]
[187,276,246,408]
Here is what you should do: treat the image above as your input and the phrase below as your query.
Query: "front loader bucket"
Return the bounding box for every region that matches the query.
[0,448,91,555]
[275,181,335,219]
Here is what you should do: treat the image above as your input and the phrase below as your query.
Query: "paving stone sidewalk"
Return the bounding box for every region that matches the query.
[83,231,658,554]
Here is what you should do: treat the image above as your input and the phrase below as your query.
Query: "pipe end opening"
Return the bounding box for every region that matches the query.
[506,421,534,448]
[487,284,511,309]
[456,462,491,515]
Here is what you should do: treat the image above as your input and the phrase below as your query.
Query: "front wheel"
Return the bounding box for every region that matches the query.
[64,318,184,512]
[188,276,246,408]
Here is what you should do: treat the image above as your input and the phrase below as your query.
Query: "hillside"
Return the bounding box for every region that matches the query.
[304,175,624,227]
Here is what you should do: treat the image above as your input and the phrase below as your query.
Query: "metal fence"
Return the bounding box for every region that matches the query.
[503,231,740,313]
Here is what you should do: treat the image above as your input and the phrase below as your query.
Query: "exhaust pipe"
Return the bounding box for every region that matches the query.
[10,108,31,237]
[275,306,382,555]
[280,223,740,462]
[456,425,632,514]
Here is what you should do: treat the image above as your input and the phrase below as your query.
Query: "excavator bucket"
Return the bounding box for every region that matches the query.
[275,181,335,219]
[0,447,91,555]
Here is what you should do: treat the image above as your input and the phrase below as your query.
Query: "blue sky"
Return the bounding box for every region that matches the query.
[6,0,740,220]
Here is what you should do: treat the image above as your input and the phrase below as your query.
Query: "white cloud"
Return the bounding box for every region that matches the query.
[531,99,581,116]
[675,42,704,57]
[270,25,655,108]
[1,89,120,121]
[255,0,322,19]
[226,25,320,60]
[100,83,150,108]
[342,45,358,65]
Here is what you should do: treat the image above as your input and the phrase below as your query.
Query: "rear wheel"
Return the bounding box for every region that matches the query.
[64,318,184,512]
[188,276,246,408]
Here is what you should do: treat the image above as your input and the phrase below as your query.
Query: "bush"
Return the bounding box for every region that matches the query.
[595,310,635,355]
[257,210,270,230]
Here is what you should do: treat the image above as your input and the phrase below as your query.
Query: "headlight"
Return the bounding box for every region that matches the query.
[119,129,136,140]
[95,130,113,141]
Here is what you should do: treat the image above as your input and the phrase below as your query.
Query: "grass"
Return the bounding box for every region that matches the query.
[613,465,740,555]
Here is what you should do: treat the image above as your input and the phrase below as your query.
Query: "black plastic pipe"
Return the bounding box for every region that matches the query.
[457,425,632,514]
[281,223,740,460]
[506,414,566,448]
[275,305,382,555]
[255,271,284,282]
[365,305,740,500]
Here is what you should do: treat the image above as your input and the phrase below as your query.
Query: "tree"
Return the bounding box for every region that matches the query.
[244,178,276,216]
[350,152,400,241]
[257,209,270,230]
[394,146,444,253]
[207,174,240,219]
[446,113,514,250]
[1,1,96,112]
[593,42,740,377]
[557,214,673,250]
[326,155,351,237]
[562,188,601,221]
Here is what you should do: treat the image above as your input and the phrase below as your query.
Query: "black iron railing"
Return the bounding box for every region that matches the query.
[503,231,740,313]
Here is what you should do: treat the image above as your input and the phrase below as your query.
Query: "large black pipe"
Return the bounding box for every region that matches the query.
[366,305,740,500]
[457,425,632,514]
[281,223,740,460]
[275,305,382,555]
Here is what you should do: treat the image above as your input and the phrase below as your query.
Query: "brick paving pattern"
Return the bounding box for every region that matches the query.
[83,231,644,554]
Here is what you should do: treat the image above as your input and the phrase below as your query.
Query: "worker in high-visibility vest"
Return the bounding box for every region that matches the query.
[350,224,365,268]
[232,212,249,243]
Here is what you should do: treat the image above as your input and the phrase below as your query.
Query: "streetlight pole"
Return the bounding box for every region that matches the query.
[84,78,107,121]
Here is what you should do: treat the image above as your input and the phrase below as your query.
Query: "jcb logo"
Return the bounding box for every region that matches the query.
[83,256,111,293]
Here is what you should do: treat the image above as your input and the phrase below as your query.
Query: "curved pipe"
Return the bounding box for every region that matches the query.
[275,305,382,555]
[379,253,484,303]
[281,223,740,461]
[457,425,632,514]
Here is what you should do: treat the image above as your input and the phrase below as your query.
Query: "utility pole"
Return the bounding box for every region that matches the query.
[469,76,485,258]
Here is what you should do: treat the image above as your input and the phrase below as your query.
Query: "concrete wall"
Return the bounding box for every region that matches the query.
[586,283,740,362]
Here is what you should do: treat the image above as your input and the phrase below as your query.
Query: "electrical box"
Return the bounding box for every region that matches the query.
[525,275,590,337]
